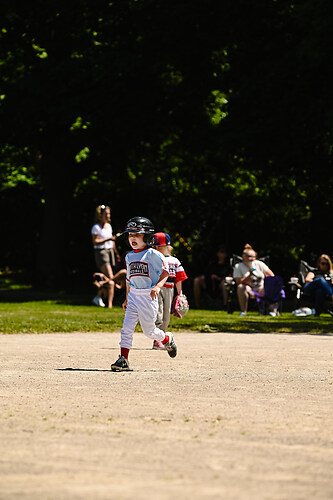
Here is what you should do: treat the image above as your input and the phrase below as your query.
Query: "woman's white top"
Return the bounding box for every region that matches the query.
[91,223,114,250]
[233,260,269,291]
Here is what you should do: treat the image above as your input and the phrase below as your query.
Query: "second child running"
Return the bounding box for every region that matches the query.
[152,232,188,350]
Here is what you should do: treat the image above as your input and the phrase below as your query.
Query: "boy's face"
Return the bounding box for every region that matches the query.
[128,232,146,250]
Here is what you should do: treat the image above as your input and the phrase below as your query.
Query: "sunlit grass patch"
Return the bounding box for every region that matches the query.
[0,299,332,335]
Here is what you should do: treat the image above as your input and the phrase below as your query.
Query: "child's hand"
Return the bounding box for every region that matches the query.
[122,299,127,311]
[150,287,160,300]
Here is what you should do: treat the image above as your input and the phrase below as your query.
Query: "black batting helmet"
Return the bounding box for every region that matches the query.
[124,216,155,244]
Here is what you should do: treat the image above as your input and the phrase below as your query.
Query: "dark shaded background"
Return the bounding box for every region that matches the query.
[1,0,332,292]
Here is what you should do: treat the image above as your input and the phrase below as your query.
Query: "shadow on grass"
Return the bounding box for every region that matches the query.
[0,288,125,307]
[202,322,333,335]
[175,315,333,335]
[0,288,90,304]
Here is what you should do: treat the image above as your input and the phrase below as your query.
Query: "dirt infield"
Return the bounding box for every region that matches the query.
[0,331,332,500]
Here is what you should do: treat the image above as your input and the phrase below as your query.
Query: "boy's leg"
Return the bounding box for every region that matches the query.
[138,293,165,342]
[137,291,177,358]
[111,293,138,371]
[120,294,138,351]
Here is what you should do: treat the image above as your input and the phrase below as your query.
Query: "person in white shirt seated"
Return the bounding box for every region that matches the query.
[233,243,275,316]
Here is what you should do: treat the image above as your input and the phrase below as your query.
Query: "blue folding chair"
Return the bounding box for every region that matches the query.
[254,276,285,315]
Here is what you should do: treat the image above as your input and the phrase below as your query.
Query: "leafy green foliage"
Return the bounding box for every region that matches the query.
[0,0,332,284]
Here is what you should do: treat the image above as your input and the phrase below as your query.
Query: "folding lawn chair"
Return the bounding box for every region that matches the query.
[253,276,285,315]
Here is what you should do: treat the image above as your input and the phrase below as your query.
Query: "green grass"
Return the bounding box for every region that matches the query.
[0,299,332,334]
[0,301,123,334]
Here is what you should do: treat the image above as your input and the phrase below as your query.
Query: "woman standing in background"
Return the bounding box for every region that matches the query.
[91,204,120,308]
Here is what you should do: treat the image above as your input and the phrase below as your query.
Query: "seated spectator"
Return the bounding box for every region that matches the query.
[92,269,127,308]
[303,254,333,316]
[193,245,230,308]
[92,272,109,307]
[233,243,275,316]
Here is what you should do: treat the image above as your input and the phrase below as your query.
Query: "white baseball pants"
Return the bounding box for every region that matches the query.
[120,288,166,349]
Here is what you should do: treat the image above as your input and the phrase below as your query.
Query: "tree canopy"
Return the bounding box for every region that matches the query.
[1,0,332,286]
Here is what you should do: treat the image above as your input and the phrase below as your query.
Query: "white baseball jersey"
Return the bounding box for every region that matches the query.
[163,255,188,289]
[125,247,168,289]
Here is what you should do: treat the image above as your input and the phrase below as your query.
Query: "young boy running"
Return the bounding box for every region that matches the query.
[111,217,177,371]
[152,232,188,350]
